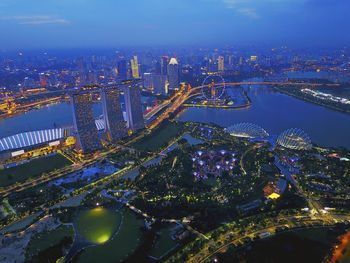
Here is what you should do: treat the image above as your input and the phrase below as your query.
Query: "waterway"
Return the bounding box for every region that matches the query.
[1,78,350,149]
[177,78,350,149]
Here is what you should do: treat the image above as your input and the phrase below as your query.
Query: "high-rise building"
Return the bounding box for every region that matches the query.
[218,55,224,72]
[117,60,127,80]
[39,73,48,87]
[124,83,144,132]
[101,88,127,141]
[167,57,179,90]
[152,74,167,95]
[161,56,169,75]
[70,92,102,153]
[131,55,140,79]
[143,73,152,89]
[250,55,258,62]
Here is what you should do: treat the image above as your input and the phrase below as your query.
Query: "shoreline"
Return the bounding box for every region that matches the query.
[271,86,350,116]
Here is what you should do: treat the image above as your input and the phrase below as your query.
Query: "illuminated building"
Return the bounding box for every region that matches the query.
[161,56,169,75]
[101,88,127,141]
[143,73,152,89]
[277,128,312,150]
[218,55,224,72]
[152,74,167,95]
[239,57,243,65]
[39,73,48,87]
[124,83,144,132]
[131,55,140,79]
[226,123,269,138]
[167,57,179,90]
[250,55,258,62]
[117,60,127,80]
[70,92,102,153]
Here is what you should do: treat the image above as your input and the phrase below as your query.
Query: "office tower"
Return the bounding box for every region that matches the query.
[152,74,167,95]
[228,55,232,66]
[250,55,258,62]
[117,60,127,80]
[218,55,224,72]
[167,57,179,90]
[101,88,127,141]
[239,57,243,65]
[39,73,47,87]
[124,83,144,132]
[131,55,140,79]
[143,73,152,89]
[70,92,102,153]
[161,56,169,75]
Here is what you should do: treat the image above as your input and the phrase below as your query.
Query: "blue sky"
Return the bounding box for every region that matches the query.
[0,0,349,49]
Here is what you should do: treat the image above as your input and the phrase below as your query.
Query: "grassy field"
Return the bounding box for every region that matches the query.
[132,122,183,151]
[0,212,43,234]
[149,225,178,259]
[0,154,72,187]
[78,209,144,263]
[25,225,75,259]
[76,208,122,244]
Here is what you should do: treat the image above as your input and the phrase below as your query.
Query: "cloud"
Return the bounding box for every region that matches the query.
[20,19,70,25]
[1,15,70,25]
[237,8,259,18]
[1,15,52,20]
[220,0,259,18]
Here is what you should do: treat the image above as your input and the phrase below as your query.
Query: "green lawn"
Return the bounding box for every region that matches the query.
[78,209,144,263]
[149,225,178,259]
[0,212,42,234]
[25,225,75,259]
[132,122,183,151]
[0,154,72,187]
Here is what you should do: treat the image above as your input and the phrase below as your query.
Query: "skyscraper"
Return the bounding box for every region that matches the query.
[143,73,152,89]
[131,55,140,79]
[117,60,127,80]
[161,56,169,75]
[152,74,167,95]
[39,73,47,87]
[218,55,224,72]
[124,83,144,132]
[101,88,127,141]
[70,92,102,153]
[167,57,179,90]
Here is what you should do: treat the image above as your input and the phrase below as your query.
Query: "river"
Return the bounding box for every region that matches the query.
[1,78,350,149]
[177,78,350,149]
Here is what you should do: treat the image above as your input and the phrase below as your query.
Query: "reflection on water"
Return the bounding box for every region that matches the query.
[177,79,350,149]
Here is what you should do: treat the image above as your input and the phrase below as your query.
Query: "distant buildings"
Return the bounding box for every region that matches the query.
[131,55,140,79]
[70,92,102,153]
[167,57,179,90]
[161,56,169,75]
[124,83,145,132]
[39,73,48,87]
[152,74,167,95]
[218,55,224,72]
[101,88,127,141]
[117,60,127,80]
[143,73,167,95]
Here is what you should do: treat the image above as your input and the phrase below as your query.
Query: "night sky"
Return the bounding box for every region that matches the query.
[0,0,349,49]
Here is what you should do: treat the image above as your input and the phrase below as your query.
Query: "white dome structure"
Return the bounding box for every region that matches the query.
[226,123,269,139]
[277,128,312,150]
